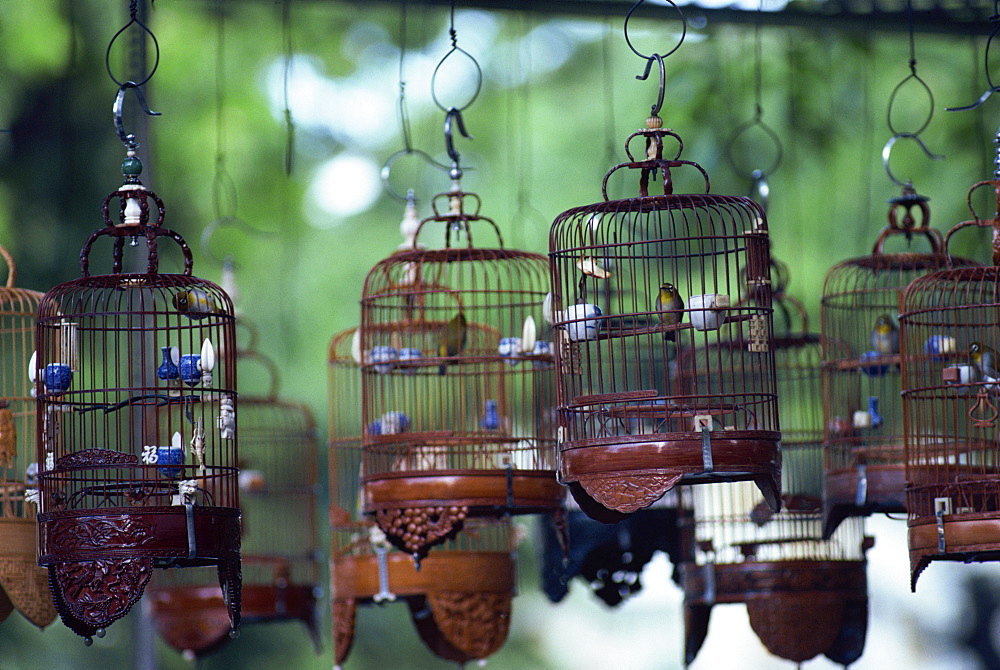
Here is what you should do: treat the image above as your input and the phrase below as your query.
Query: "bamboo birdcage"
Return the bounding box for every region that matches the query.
[682,267,872,666]
[329,326,518,667]
[358,187,563,562]
[0,245,57,629]
[548,119,781,521]
[33,167,241,642]
[901,158,1000,587]
[820,184,977,537]
[150,337,320,658]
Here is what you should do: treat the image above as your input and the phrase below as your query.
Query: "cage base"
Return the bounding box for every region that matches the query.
[682,560,868,664]
[0,517,57,628]
[909,514,1000,590]
[822,465,906,538]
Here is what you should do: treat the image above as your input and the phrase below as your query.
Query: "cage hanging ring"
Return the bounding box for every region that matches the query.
[105,11,160,88]
[200,214,275,268]
[431,44,483,113]
[881,133,943,188]
[887,71,936,137]
[725,116,783,180]
[380,148,450,202]
[947,20,1000,112]
[624,0,686,62]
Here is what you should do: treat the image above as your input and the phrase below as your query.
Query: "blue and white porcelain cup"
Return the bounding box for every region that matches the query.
[43,363,72,393]
[564,303,602,342]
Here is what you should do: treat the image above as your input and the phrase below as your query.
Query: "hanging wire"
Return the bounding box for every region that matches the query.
[381,0,448,202]
[624,0,685,118]
[431,0,482,179]
[282,0,295,175]
[946,0,1000,112]
[724,0,782,207]
[107,0,161,151]
[882,0,942,187]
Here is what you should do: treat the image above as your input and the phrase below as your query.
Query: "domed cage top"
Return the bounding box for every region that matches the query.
[359,189,563,561]
[900,167,1000,588]
[34,181,240,641]
[150,340,319,658]
[0,245,57,629]
[548,124,780,520]
[681,275,871,666]
[820,185,977,537]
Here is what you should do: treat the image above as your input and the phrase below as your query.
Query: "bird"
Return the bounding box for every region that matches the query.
[970,342,1000,383]
[438,312,468,375]
[655,282,684,341]
[172,289,218,319]
[870,314,899,355]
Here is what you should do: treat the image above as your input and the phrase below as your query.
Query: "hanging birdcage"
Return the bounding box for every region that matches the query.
[548,116,781,520]
[329,326,518,667]
[681,266,872,665]
[900,156,1000,587]
[33,157,241,642]
[820,184,977,536]
[0,245,57,629]
[150,337,319,657]
[358,187,563,562]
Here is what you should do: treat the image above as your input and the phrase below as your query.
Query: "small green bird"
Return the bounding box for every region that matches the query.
[655,282,684,341]
[438,312,468,375]
[870,314,899,355]
[970,341,999,380]
[172,289,218,319]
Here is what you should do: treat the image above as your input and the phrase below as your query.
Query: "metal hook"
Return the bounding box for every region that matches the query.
[636,54,666,118]
[380,148,449,202]
[881,133,944,188]
[623,0,686,62]
[887,71,936,137]
[113,82,160,150]
[105,2,160,88]
[725,116,783,182]
[443,108,473,178]
[430,14,483,114]
[947,18,1000,112]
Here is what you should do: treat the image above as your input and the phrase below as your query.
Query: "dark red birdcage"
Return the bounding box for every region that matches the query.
[682,275,871,666]
[820,185,977,536]
[359,188,563,562]
[548,118,781,520]
[329,327,517,667]
[150,340,319,658]
[0,245,57,629]
[33,170,240,642]
[900,166,1000,587]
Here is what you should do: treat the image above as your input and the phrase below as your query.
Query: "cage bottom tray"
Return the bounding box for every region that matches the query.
[560,431,781,516]
[332,551,514,665]
[683,560,868,665]
[823,465,906,538]
[909,512,1000,589]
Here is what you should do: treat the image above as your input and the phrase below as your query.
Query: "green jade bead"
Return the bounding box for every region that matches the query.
[121,156,143,176]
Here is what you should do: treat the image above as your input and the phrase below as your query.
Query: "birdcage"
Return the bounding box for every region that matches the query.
[329,327,518,666]
[681,282,871,664]
[820,185,977,537]
[0,245,57,629]
[33,170,240,642]
[900,167,1000,587]
[548,119,781,520]
[359,187,563,562]
[150,341,319,657]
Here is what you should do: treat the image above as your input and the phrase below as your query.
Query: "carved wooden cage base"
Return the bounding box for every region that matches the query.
[822,465,906,538]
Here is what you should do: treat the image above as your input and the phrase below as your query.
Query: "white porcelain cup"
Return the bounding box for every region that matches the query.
[564,303,602,341]
[688,293,730,331]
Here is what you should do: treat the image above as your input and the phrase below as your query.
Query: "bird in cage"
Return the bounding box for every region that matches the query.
[655,282,685,341]
[438,312,468,375]
[970,341,1000,390]
[870,314,899,355]
[172,288,219,319]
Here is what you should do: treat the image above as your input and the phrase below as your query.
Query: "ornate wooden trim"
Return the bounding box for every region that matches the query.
[425,591,511,661]
[333,598,357,666]
[48,558,153,639]
[362,470,564,514]
[54,449,139,469]
[375,506,468,558]
[0,557,57,628]
[576,473,682,514]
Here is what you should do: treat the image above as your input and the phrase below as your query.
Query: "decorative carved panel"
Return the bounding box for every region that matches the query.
[48,558,152,638]
[333,598,357,666]
[577,474,681,514]
[426,591,511,660]
[375,506,469,558]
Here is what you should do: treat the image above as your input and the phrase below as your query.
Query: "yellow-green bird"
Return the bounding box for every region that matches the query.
[172,289,218,319]
[970,341,999,380]
[655,282,684,341]
[870,314,899,355]
[438,312,468,375]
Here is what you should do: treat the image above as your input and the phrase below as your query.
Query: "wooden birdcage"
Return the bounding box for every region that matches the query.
[900,167,1000,587]
[329,327,517,667]
[820,184,977,536]
[683,285,871,664]
[150,339,319,657]
[548,119,781,520]
[33,167,240,642]
[359,188,563,562]
[0,245,57,629]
